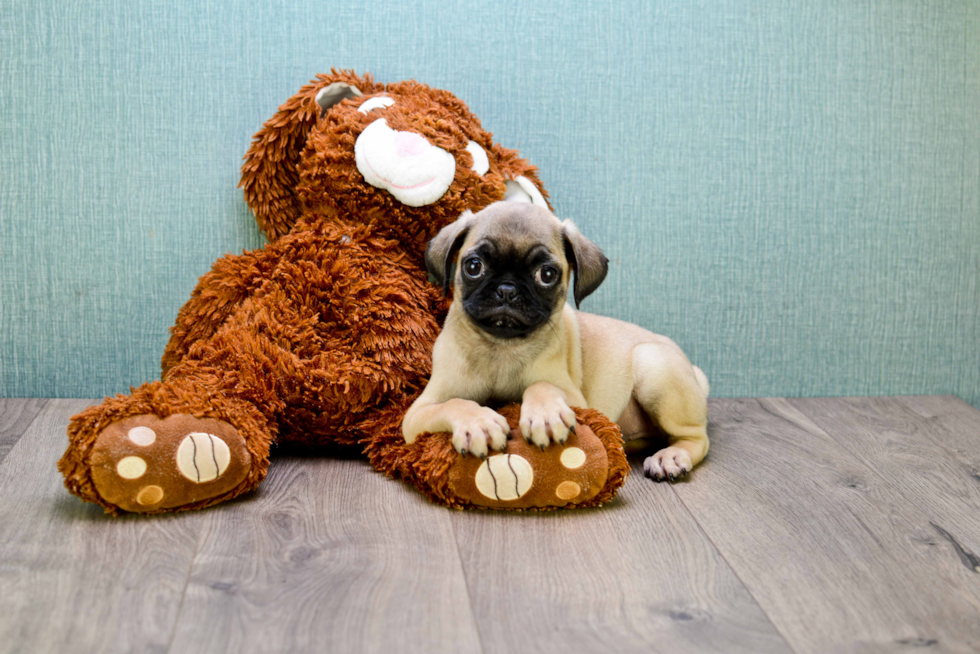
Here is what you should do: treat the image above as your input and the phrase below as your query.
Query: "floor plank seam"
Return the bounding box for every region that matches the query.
[164,519,207,654]
[448,517,489,654]
[0,399,49,468]
[666,481,802,654]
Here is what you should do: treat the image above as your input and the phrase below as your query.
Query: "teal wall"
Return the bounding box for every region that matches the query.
[2,1,978,407]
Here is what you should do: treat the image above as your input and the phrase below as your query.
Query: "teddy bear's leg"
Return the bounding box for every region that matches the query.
[361,401,629,510]
[161,247,276,375]
[59,299,300,514]
[60,377,274,514]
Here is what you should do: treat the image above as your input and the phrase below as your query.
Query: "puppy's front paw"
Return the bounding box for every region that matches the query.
[451,407,510,458]
[519,395,577,449]
[643,446,693,482]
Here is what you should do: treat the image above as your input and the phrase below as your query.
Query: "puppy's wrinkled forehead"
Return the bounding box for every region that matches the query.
[462,203,564,256]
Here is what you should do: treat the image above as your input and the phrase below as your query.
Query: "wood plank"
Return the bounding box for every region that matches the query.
[672,398,980,653]
[791,396,980,581]
[168,454,483,654]
[0,399,205,654]
[10,395,977,653]
[450,462,792,654]
[898,395,980,491]
[0,398,48,465]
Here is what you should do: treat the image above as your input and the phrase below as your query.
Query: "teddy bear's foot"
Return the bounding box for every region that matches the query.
[89,414,252,513]
[448,422,610,509]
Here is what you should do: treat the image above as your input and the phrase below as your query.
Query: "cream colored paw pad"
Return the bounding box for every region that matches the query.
[176,432,231,483]
[116,456,147,479]
[555,480,581,500]
[128,426,156,446]
[559,446,586,469]
[136,485,164,506]
[475,454,533,501]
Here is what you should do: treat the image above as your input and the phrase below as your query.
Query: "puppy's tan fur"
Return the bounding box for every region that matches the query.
[402,203,709,481]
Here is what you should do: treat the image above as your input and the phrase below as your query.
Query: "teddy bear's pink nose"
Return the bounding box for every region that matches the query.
[394,131,429,158]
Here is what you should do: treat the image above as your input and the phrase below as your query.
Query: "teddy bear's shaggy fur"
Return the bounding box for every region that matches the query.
[58,71,628,514]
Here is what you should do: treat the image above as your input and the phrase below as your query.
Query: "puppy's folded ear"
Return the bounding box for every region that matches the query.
[562,220,609,307]
[426,210,474,296]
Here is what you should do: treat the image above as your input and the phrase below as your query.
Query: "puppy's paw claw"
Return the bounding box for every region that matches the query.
[451,407,509,458]
[643,446,694,482]
[519,398,573,449]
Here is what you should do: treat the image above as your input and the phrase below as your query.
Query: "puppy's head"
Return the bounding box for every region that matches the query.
[426,203,608,339]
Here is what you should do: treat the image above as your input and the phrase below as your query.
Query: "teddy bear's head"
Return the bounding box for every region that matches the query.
[241,71,550,252]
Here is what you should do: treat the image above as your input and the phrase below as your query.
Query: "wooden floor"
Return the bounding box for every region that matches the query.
[1,397,979,653]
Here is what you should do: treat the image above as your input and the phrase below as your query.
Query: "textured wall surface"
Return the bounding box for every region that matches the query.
[2,0,978,407]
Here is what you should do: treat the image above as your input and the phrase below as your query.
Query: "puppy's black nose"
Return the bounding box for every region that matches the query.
[495,282,518,303]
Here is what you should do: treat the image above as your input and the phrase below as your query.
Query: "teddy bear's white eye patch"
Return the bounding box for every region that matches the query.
[466,141,490,175]
[358,96,395,114]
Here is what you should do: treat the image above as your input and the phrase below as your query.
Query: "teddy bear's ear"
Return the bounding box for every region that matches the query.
[504,177,548,208]
[489,143,552,212]
[315,82,362,116]
[240,70,380,241]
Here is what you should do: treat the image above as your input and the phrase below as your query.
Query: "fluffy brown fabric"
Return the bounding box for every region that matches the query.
[58,70,628,514]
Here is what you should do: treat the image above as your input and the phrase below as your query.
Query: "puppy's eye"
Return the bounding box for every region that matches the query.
[463,257,484,279]
[535,265,559,287]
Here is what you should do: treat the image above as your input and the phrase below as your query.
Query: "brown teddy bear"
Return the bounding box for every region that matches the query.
[58,71,629,514]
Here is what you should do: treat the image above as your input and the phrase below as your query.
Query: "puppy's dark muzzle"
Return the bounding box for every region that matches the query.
[461,274,551,339]
[475,306,539,339]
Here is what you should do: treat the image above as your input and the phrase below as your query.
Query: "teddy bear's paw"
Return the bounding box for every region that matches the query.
[448,423,609,509]
[89,414,252,513]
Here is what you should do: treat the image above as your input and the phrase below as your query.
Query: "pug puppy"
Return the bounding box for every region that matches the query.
[401,202,710,481]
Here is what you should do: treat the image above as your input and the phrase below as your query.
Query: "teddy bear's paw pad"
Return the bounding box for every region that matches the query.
[90,414,251,513]
[474,454,534,501]
[175,433,232,482]
[449,425,609,509]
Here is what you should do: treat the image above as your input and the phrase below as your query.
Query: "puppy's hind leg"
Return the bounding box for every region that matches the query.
[630,341,710,482]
